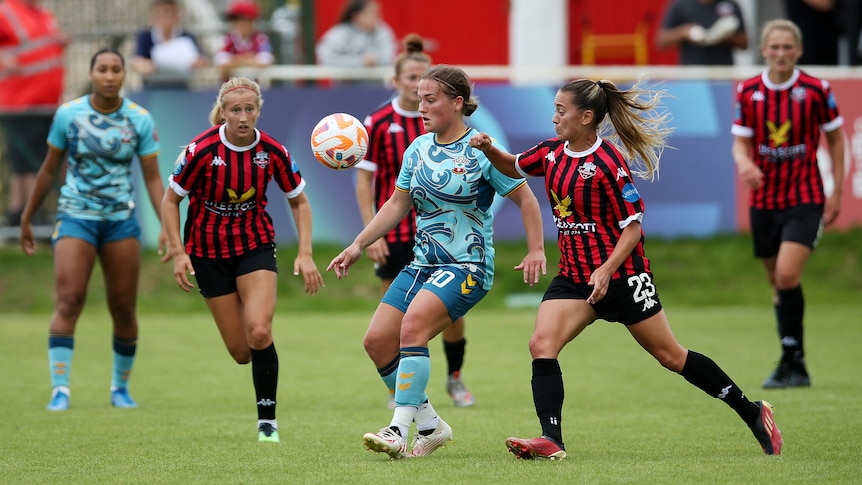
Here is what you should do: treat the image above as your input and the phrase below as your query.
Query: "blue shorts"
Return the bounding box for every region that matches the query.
[382,264,489,322]
[51,213,141,249]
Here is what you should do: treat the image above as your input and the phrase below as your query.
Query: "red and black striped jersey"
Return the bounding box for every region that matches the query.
[168,125,306,259]
[732,68,843,210]
[516,137,650,284]
[358,99,425,244]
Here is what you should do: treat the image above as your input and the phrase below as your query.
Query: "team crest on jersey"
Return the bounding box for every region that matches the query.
[452,156,468,174]
[119,126,135,144]
[578,161,597,179]
[253,151,270,168]
[791,87,807,103]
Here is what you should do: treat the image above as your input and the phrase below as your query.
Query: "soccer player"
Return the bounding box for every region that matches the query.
[161,76,324,443]
[19,48,165,411]
[470,78,783,459]
[732,19,845,389]
[356,34,475,409]
[328,65,546,459]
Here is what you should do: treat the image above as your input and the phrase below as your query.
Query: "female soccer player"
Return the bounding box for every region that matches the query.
[470,78,783,459]
[161,76,323,442]
[19,48,165,411]
[732,19,845,389]
[329,65,546,459]
[355,34,475,409]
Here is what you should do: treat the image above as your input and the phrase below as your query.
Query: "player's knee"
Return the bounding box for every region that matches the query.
[654,348,686,373]
[773,271,801,290]
[229,347,251,364]
[55,292,86,320]
[528,333,559,359]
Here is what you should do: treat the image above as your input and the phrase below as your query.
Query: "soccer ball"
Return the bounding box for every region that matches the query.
[310,113,369,170]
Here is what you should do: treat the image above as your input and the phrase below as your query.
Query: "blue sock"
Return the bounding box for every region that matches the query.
[395,347,430,407]
[378,355,399,396]
[48,335,74,389]
[112,335,137,389]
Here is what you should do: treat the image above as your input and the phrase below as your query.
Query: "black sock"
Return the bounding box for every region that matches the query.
[680,350,759,425]
[531,358,565,448]
[777,286,804,360]
[443,338,466,375]
[251,343,278,421]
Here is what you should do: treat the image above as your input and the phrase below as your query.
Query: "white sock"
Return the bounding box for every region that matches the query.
[414,401,440,433]
[391,406,417,438]
[52,386,70,397]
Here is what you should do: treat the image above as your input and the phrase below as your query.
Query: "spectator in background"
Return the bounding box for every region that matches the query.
[213,0,274,80]
[271,0,303,65]
[656,0,748,65]
[131,0,207,89]
[784,0,839,65]
[0,0,68,227]
[842,0,862,65]
[315,0,395,68]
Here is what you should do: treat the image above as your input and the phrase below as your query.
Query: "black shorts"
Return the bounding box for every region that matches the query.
[189,243,277,298]
[0,113,52,174]
[375,241,414,280]
[542,274,663,326]
[750,204,824,258]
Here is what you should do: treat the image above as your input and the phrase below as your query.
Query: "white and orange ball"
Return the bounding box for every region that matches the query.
[310,113,369,170]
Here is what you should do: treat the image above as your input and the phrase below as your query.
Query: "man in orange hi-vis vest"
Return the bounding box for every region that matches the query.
[0,0,67,227]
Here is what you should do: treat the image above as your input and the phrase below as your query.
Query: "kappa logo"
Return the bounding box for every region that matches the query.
[616,167,628,180]
[545,151,556,164]
[257,398,276,406]
[767,120,791,146]
[717,385,732,399]
[751,90,765,102]
[188,142,197,156]
[641,296,658,311]
[211,155,226,167]
[387,123,404,134]
[578,161,597,179]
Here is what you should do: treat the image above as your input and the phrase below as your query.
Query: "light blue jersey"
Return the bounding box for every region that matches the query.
[47,95,159,221]
[397,128,526,289]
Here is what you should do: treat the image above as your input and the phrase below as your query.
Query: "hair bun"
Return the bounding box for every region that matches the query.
[402,33,424,54]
